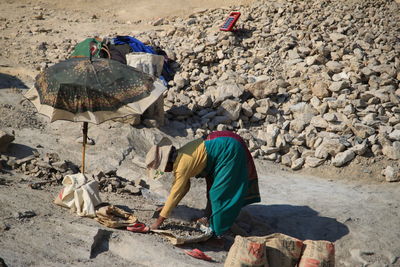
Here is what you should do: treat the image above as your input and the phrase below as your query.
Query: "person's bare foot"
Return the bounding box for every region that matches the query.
[195,217,209,226]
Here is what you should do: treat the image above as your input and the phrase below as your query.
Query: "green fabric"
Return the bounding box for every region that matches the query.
[204,137,249,236]
[70,38,102,58]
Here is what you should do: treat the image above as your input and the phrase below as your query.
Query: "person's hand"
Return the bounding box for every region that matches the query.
[155,206,164,212]
[150,216,165,230]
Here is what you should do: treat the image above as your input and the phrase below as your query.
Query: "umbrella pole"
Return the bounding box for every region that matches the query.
[81,122,88,174]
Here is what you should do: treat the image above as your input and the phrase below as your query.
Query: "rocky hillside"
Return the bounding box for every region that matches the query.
[141,0,400,180]
[2,0,400,180]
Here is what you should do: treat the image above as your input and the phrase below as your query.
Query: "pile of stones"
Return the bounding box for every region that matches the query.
[135,0,399,179]
[0,130,79,186]
[93,169,144,194]
[0,130,146,192]
[7,0,399,179]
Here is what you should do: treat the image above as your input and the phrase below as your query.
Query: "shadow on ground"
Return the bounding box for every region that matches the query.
[245,204,349,242]
[90,229,113,259]
[4,143,37,159]
[0,73,29,89]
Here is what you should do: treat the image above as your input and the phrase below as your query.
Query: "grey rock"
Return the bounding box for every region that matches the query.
[264,153,278,161]
[281,154,292,167]
[315,139,346,159]
[290,118,308,133]
[305,156,325,168]
[246,80,278,99]
[257,125,279,147]
[122,184,141,194]
[168,105,193,117]
[291,158,305,170]
[382,166,400,182]
[174,74,187,90]
[241,102,254,117]
[326,61,343,73]
[197,95,212,108]
[260,146,280,155]
[310,116,328,128]
[351,141,368,156]
[382,141,400,160]
[212,82,244,101]
[305,55,324,66]
[329,81,349,92]
[388,129,400,141]
[218,99,242,121]
[332,150,356,167]
[329,33,347,42]
[352,123,375,139]
[312,81,331,99]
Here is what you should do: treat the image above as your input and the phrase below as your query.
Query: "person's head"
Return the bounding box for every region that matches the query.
[145,137,175,179]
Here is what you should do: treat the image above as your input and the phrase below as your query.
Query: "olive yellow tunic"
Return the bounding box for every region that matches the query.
[160,138,207,218]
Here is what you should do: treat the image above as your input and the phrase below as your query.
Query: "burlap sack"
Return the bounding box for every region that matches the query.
[264,233,304,267]
[298,240,335,267]
[95,205,137,228]
[224,235,268,267]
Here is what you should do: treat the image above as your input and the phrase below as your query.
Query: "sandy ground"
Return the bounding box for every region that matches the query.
[1,0,400,266]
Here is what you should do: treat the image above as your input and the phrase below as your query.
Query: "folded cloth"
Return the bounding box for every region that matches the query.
[95,205,137,228]
[74,180,102,217]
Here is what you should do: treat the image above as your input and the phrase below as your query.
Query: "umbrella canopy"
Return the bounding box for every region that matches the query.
[24,57,166,124]
[24,56,167,173]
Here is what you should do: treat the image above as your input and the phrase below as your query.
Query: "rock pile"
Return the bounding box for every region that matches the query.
[4,0,399,177]
[0,150,79,186]
[93,169,144,194]
[134,0,399,175]
[1,147,147,192]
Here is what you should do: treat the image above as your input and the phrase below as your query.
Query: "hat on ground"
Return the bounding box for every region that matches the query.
[145,137,173,179]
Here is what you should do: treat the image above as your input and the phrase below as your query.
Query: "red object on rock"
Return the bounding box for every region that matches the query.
[185,249,213,261]
[220,12,241,31]
[127,223,150,233]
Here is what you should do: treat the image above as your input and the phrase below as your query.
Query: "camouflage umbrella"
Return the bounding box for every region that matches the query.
[24,57,166,173]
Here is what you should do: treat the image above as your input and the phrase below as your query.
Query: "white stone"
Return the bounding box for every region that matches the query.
[332,150,356,167]
[382,166,400,182]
